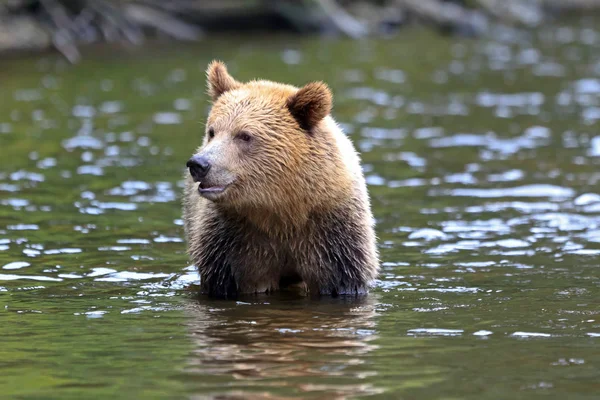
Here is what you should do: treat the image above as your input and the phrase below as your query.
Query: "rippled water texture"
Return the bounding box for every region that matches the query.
[1,23,600,399]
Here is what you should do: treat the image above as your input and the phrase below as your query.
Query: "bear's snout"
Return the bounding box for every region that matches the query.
[186,155,211,182]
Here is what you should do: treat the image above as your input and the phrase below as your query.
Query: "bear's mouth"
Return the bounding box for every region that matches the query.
[198,182,229,196]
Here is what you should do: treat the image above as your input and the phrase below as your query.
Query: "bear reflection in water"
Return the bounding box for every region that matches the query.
[183,293,382,399]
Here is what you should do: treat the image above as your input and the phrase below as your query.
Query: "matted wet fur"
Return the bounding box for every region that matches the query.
[183,60,379,298]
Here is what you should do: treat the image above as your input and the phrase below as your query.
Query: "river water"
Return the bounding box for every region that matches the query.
[1,23,599,399]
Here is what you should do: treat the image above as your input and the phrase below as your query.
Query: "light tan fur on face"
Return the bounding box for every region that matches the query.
[200,61,353,235]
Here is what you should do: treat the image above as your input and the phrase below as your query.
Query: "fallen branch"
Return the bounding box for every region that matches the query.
[312,0,369,38]
[475,0,543,27]
[40,0,81,63]
[88,1,144,45]
[395,0,487,35]
[124,3,203,41]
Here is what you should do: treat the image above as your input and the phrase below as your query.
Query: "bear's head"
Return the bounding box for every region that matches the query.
[187,60,350,228]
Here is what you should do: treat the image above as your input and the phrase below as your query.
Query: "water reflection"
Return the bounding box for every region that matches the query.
[184,294,382,399]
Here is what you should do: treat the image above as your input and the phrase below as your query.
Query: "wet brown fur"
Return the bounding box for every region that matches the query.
[183,60,379,298]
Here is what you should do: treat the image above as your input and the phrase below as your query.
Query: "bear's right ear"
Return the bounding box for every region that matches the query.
[206,60,241,101]
[287,82,332,132]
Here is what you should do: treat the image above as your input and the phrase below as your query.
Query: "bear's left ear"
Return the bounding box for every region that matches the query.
[287,82,332,132]
[206,60,241,101]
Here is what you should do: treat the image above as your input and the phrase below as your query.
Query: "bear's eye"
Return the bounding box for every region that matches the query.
[208,127,215,139]
[237,132,252,143]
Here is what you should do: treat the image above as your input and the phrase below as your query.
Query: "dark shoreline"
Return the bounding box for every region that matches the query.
[1,0,600,63]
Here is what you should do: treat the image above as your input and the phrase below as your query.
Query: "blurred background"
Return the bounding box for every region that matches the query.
[2,0,600,62]
[1,1,600,400]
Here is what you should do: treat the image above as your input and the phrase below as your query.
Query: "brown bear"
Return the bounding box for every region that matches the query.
[183,60,379,298]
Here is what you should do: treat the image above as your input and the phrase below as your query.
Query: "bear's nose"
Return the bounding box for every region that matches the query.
[186,156,211,182]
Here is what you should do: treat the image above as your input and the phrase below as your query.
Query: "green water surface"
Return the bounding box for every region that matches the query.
[1,25,599,399]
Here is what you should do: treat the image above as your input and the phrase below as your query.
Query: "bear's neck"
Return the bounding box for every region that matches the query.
[221,202,307,236]
[249,207,306,236]
[218,199,336,238]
